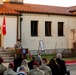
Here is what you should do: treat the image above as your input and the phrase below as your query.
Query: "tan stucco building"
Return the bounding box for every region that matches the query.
[0,0,76,54]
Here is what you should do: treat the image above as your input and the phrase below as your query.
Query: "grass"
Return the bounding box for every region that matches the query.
[27,54,76,62]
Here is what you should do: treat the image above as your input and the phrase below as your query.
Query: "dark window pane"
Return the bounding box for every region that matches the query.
[58,22,64,36]
[31,21,38,36]
[45,22,51,36]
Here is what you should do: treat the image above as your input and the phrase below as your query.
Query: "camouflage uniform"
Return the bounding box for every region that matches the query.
[30,69,44,75]
[0,64,7,75]
[14,42,23,59]
[39,64,51,75]
[3,68,17,75]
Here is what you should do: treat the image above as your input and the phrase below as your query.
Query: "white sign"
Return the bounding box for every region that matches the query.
[38,40,45,51]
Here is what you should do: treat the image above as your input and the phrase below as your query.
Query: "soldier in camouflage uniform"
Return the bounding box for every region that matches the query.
[28,62,44,75]
[14,39,22,50]
[39,58,52,75]
[0,57,7,75]
[14,39,23,59]
[3,62,17,75]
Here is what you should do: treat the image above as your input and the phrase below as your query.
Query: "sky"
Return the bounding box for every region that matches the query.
[24,0,76,7]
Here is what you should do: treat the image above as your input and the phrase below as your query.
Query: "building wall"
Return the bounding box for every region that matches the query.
[0,0,3,5]
[21,13,76,53]
[0,16,17,48]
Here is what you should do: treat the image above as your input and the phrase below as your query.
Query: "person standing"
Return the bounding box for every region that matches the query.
[13,56,23,72]
[36,52,42,65]
[14,39,23,58]
[14,39,23,50]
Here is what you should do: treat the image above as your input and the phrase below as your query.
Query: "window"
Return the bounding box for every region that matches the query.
[58,22,64,36]
[45,21,51,36]
[31,21,38,36]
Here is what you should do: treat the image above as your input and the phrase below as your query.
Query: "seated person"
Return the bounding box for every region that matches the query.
[0,57,7,75]
[17,65,27,75]
[3,62,17,75]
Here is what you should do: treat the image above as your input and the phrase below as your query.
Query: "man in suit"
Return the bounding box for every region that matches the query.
[56,53,70,75]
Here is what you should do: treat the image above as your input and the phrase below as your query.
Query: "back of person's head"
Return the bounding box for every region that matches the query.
[21,59,28,66]
[33,62,39,69]
[49,58,56,68]
[56,53,62,58]
[18,65,27,75]
[8,62,14,69]
[19,66,26,71]
[42,58,47,63]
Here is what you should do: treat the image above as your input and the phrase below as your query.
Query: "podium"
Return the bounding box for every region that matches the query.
[15,48,29,54]
[15,49,22,54]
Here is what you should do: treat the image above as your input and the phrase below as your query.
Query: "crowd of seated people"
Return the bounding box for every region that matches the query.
[0,52,70,75]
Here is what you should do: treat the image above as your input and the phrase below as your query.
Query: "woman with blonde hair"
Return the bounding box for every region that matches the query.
[17,59,29,73]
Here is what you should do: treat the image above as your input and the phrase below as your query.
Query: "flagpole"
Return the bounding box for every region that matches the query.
[2,34,4,48]
[1,16,6,48]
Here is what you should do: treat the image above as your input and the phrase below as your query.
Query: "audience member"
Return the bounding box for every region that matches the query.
[17,59,29,73]
[47,58,61,75]
[28,62,44,75]
[3,62,17,75]
[39,58,51,75]
[36,52,42,65]
[17,65,27,75]
[28,56,36,70]
[0,57,7,75]
[56,53,67,75]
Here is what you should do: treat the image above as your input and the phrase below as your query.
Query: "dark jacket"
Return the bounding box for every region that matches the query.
[56,58,66,75]
[14,57,23,72]
[28,60,35,70]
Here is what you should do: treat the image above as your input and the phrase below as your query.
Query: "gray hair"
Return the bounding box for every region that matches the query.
[19,65,26,71]
[56,53,62,58]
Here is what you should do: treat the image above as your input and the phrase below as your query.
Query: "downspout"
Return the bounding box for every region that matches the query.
[17,16,18,41]
[20,17,23,42]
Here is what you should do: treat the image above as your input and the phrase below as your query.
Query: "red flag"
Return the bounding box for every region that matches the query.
[2,16,6,35]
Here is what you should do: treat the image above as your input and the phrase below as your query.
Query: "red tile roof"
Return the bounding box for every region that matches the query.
[68,6,76,12]
[0,4,20,15]
[0,2,76,16]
